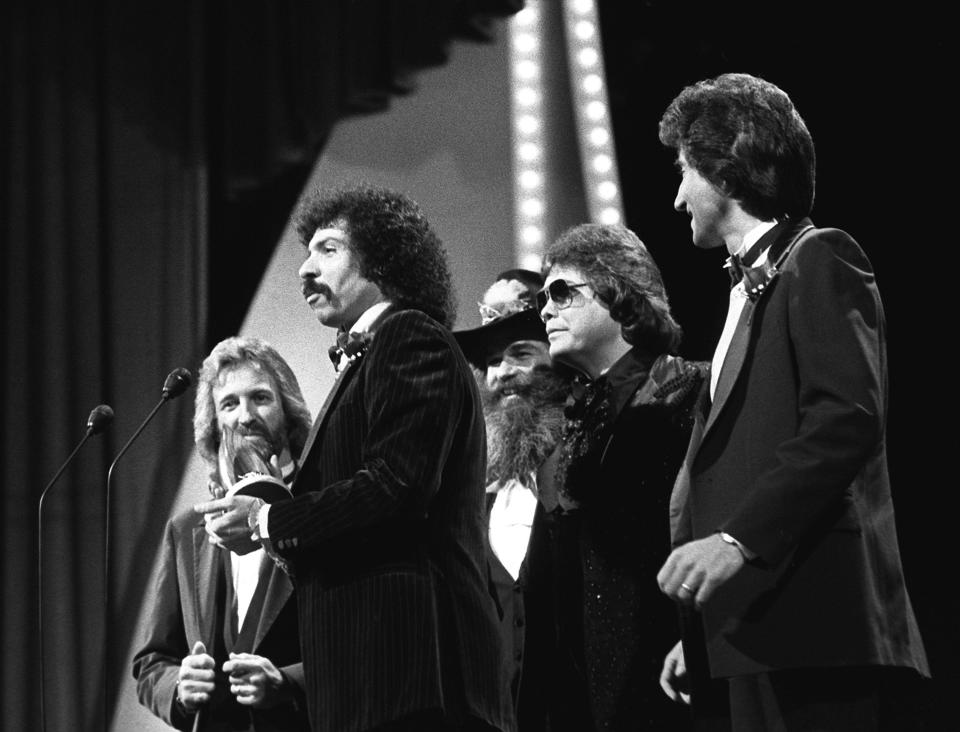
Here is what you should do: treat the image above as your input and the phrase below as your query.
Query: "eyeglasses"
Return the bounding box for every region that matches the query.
[535,279,590,312]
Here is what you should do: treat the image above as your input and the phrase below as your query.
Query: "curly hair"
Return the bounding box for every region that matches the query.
[295,184,456,328]
[193,336,313,470]
[544,223,682,354]
[658,72,816,221]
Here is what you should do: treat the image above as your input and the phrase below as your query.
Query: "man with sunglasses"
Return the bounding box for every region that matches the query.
[518,223,707,731]
[657,73,929,730]
[455,270,569,721]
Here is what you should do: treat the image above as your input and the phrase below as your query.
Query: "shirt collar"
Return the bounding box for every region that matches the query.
[348,300,392,335]
[734,219,778,258]
[594,347,656,418]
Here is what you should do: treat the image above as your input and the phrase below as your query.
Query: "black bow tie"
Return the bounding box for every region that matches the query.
[725,251,779,300]
[328,330,372,369]
[724,244,768,287]
[725,255,746,286]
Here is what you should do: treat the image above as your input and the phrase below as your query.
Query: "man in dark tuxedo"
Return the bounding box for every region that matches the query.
[197,185,514,732]
[656,73,930,730]
[133,336,313,731]
[455,270,568,715]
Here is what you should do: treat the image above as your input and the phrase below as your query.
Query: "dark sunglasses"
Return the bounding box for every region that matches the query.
[535,279,589,312]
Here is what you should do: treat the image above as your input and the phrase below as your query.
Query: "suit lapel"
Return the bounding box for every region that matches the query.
[296,358,359,470]
[250,561,293,651]
[702,299,756,441]
[192,522,220,648]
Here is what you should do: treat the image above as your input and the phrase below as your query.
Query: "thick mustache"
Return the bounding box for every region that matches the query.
[493,380,534,400]
[234,424,271,440]
[301,280,332,299]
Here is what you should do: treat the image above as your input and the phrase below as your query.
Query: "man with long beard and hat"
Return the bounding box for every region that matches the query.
[455,269,569,721]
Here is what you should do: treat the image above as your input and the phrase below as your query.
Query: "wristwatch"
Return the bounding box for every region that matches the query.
[246,497,266,541]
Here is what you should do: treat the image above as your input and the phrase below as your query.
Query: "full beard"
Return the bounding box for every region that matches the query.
[218,424,285,484]
[482,369,568,486]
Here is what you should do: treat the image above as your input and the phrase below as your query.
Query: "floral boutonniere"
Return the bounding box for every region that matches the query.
[741,259,780,302]
[329,330,375,370]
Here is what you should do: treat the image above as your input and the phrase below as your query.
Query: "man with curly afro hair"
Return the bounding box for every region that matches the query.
[197,184,514,732]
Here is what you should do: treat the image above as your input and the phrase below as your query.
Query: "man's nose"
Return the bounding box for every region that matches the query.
[673,185,685,212]
[539,298,555,321]
[495,360,521,382]
[298,254,318,279]
[236,399,256,425]
[486,360,512,389]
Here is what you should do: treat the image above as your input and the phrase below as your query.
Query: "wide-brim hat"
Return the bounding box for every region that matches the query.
[454,307,547,371]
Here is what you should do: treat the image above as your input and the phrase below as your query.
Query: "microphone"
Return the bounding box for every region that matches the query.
[162,367,194,401]
[103,368,193,730]
[40,405,114,497]
[107,367,194,482]
[38,404,113,732]
[87,404,115,435]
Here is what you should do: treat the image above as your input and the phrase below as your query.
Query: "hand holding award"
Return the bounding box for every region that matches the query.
[218,425,291,503]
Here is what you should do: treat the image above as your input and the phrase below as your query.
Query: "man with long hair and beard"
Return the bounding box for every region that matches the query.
[133,336,313,731]
[456,269,569,721]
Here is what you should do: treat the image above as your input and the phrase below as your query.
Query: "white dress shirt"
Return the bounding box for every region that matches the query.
[487,476,538,581]
[230,460,295,629]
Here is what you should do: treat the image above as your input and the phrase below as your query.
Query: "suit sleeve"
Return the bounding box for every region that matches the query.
[725,230,886,564]
[131,519,194,731]
[268,310,467,550]
[279,662,307,711]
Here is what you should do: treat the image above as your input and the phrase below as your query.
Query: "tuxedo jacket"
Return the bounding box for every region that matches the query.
[669,218,930,679]
[133,507,308,731]
[267,308,513,732]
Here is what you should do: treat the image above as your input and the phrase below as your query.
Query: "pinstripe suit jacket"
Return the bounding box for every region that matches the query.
[268,308,514,732]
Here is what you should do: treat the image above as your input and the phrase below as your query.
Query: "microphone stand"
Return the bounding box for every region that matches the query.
[39,405,112,732]
[102,399,164,731]
[103,369,190,731]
